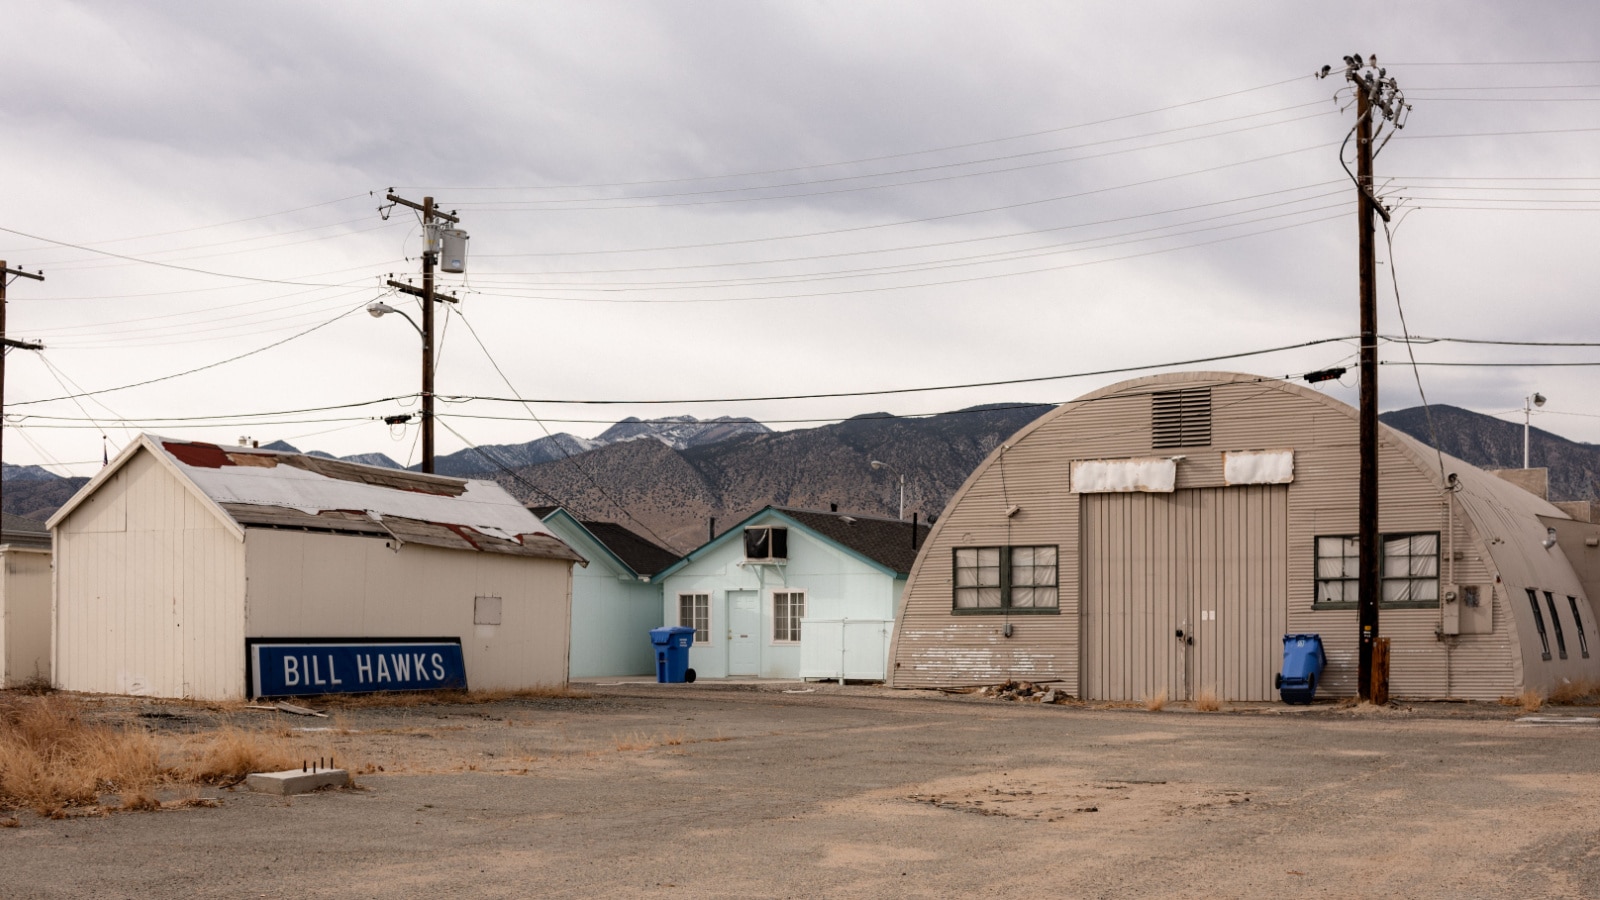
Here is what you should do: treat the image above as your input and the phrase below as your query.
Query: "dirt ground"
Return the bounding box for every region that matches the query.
[2,682,1599,898]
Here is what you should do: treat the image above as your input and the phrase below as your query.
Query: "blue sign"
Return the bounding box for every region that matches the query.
[248,638,467,698]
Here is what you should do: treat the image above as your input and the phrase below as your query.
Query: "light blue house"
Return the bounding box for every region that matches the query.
[534,508,680,679]
[656,506,930,681]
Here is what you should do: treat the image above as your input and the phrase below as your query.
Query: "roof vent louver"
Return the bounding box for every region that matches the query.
[1151,388,1212,449]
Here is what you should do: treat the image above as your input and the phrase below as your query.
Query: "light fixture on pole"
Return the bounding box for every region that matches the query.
[1524,392,1546,469]
[870,460,904,521]
[367,299,430,464]
[367,301,422,337]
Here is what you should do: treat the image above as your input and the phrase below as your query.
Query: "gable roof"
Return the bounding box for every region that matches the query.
[534,507,679,578]
[656,505,930,580]
[50,435,584,564]
[580,521,681,577]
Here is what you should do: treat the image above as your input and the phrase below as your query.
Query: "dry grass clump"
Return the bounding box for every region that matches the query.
[0,695,162,815]
[1547,678,1600,706]
[1192,687,1223,712]
[1142,690,1168,712]
[178,726,297,784]
[1498,689,1545,713]
[2,695,334,817]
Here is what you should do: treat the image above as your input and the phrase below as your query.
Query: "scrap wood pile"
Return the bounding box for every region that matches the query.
[973,680,1072,703]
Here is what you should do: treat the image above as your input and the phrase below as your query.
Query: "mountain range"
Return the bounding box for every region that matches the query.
[5,404,1597,549]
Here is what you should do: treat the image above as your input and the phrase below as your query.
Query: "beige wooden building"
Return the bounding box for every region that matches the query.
[48,435,584,700]
[888,372,1600,701]
[0,513,53,688]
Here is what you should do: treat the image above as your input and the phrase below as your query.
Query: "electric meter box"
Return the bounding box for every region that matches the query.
[440,229,469,273]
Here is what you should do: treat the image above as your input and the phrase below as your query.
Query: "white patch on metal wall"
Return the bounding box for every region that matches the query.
[1223,449,1295,486]
[1070,458,1176,494]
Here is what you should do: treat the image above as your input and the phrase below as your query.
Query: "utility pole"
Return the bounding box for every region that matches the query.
[1321,55,1408,701]
[382,194,460,474]
[1,261,46,513]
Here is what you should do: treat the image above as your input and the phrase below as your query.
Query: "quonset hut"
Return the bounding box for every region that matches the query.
[48,435,585,700]
[887,372,1600,701]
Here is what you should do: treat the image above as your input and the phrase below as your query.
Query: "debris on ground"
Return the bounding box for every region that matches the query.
[974,681,1073,703]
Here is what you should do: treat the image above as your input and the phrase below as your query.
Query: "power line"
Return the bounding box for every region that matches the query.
[0,193,369,253]
[476,181,1348,275]
[447,106,1336,210]
[464,198,1351,293]
[12,300,372,406]
[451,309,677,548]
[397,75,1315,193]
[0,225,357,288]
[464,210,1347,304]
[440,335,1362,407]
[471,142,1338,258]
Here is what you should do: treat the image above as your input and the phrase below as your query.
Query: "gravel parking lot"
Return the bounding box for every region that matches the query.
[3,682,1598,899]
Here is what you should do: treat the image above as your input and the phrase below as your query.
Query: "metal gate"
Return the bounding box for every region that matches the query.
[1081,485,1287,701]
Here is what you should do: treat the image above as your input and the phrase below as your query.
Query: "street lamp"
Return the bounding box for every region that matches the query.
[1524,391,1546,469]
[367,301,422,336]
[870,460,904,521]
[368,300,433,471]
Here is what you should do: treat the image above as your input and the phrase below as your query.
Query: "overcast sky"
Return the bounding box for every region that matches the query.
[3,1,1599,474]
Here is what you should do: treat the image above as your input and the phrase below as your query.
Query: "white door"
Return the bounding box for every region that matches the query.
[727,590,760,676]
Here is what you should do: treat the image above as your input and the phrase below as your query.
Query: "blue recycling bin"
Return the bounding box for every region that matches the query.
[650,626,697,684]
[1277,633,1326,704]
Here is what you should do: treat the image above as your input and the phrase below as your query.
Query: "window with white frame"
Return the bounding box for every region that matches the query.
[1314,533,1440,608]
[744,526,788,561]
[773,591,805,642]
[953,545,1058,612]
[678,593,710,644]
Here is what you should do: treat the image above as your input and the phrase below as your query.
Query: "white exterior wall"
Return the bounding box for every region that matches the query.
[541,517,663,678]
[243,529,572,691]
[1,546,53,687]
[660,515,901,679]
[53,449,247,699]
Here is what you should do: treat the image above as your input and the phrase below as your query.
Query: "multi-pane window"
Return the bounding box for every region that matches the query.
[1545,591,1568,660]
[1526,589,1551,661]
[954,547,1002,608]
[1567,596,1590,659]
[1382,534,1439,603]
[773,591,805,643]
[1009,546,1060,608]
[1314,533,1439,607]
[678,593,710,644]
[1315,536,1358,604]
[953,546,1058,612]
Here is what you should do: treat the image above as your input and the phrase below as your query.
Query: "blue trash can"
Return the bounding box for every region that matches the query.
[1277,633,1326,704]
[650,626,697,684]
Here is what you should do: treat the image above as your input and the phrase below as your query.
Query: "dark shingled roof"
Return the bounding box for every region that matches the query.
[771,507,931,576]
[531,506,680,577]
[580,521,681,578]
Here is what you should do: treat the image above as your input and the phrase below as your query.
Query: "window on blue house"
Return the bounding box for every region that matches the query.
[773,591,805,643]
[678,593,710,644]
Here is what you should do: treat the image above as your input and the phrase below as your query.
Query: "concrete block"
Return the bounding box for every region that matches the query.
[245,768,351,795]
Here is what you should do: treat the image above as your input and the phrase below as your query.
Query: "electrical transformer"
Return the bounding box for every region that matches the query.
[440,228,470,273]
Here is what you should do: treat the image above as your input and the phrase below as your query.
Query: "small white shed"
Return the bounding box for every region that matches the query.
[0,513,52,688]
[48,435,585,700]
[656,507,929,681]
